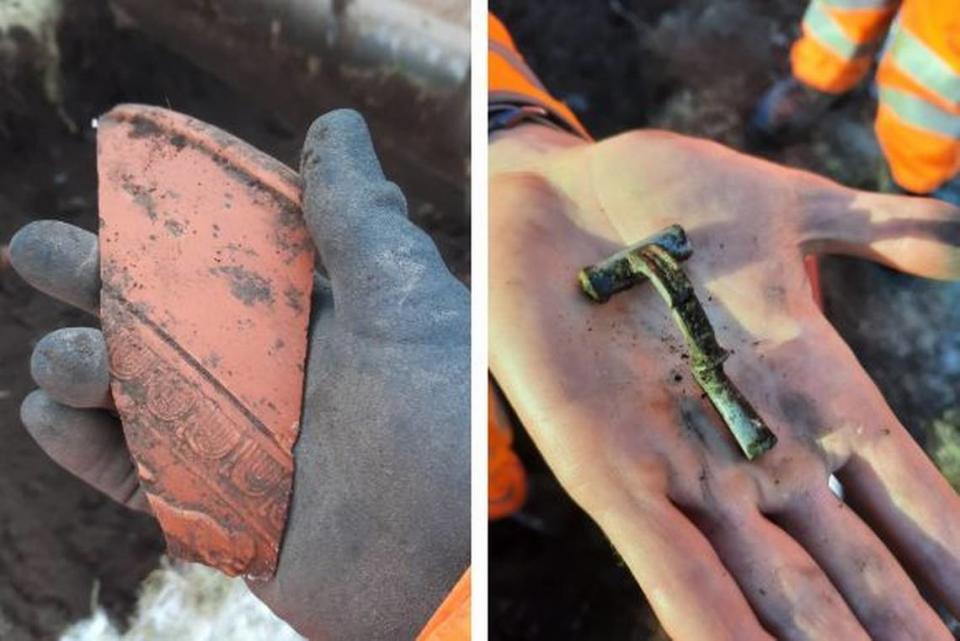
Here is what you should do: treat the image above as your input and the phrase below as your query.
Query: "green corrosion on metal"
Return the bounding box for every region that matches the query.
[578,226,777,460]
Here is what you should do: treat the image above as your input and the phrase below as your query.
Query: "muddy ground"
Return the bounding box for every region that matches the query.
[490,1,960,639]
[0,2,468,640]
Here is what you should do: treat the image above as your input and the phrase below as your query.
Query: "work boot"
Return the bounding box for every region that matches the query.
[746,76,841,148]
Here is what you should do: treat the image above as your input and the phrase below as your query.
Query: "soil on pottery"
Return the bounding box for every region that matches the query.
[489,1,960,639]
[0,2,469,640]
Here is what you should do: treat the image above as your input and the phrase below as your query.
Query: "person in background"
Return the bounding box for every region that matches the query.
[749,0,960,205]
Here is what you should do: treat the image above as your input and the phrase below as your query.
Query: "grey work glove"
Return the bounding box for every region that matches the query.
[10,109,470,640]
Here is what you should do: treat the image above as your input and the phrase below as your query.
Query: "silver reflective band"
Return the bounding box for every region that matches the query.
[887,26,960,105]
[880,86,960,138]
[803,0,879,60]
[821,0,897,8]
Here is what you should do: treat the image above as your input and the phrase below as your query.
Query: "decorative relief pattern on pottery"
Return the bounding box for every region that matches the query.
[102,297,294,578]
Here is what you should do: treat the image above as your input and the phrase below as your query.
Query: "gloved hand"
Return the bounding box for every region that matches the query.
[10,110,470,640]
[490,123,960,641]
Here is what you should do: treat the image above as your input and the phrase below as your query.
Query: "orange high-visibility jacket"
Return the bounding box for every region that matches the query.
[418,569,471,641]
[791,0,960,193]
[489,13,589,140]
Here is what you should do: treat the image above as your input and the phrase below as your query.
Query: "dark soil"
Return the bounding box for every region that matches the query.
[490,1,960,639]
[0,2,469,640]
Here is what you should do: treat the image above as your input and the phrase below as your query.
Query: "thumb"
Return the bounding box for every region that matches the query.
[299,110,454,318]
[797,181,960,280]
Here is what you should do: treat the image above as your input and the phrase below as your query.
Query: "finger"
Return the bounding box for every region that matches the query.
[797,183,960,280]
[30,328,112,409]
[9,220,101,315]
[771,330,960,618]
[836,407,960,619]
[20,390,149,512]
[299,109,455,317]
[688,502,869,641]
[596,497,774,641]
[776,484,951,641]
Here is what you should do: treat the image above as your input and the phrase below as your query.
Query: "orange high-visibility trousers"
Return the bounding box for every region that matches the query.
[791,0,960,193]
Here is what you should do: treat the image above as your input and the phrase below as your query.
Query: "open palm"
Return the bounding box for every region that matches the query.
[490,125,960,641]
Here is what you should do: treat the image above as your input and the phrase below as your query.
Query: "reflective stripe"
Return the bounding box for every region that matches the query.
[803,0,878,60]
[820,0,898,8]
[880,86,960,137]
[887,26,960,105]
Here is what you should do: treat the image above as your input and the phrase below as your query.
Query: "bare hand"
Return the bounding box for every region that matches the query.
[490,124,960,641]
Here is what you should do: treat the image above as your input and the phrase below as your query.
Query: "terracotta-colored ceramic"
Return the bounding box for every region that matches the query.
[98,104,314,579]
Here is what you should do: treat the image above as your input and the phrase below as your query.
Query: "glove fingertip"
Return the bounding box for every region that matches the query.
[30,328,111,409]
[20,389,60,441]
[301,109,383,186]
[9,220,100,315]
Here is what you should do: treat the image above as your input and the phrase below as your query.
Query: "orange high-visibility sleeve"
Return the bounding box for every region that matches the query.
[488,13,589,139]
[791,0,900,93]
[417,569,471,641]
[488,379,527,520]
[874,0,960,192]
